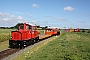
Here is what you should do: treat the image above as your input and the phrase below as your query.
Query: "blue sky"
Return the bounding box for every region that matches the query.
[0,0,90,29]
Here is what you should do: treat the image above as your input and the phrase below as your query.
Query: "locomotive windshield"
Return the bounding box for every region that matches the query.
[19,24,32,30]
[19,25,24,30]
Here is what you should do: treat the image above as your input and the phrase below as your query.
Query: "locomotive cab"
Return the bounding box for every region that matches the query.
[9,23,39,49]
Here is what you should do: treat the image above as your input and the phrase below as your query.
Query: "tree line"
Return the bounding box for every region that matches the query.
[0,23,48,29]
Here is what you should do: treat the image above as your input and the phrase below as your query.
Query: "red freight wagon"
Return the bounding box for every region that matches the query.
[45,28,60,36]
[65,29,70,32]
[74,28,80,32]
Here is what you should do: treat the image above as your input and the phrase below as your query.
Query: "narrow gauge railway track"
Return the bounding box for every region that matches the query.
[0,23,60,60]
[0,34,53,60]
[0,48,20,59]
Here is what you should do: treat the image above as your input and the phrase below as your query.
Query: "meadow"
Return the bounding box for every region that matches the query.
[0,29,90,60]
[0,29,15,50]
[0,29,15,42]
[13,31,90,60]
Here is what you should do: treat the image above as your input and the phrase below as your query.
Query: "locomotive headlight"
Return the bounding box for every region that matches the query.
[24,45,26,46]
[19,44,20,46]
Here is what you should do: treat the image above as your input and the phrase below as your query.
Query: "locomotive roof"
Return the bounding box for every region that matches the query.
[26,23,36,26]
[18,23,36,26]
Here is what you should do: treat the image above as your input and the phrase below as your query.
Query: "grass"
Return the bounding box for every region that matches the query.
[0,41,9,51]
[0,29,15,42]
[0,29,15,50]
[38,30,44,34]
[0,29,89,60]
[13,32,90,60]
[13,36,59,60]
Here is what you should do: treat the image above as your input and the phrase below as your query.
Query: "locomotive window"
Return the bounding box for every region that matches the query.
[19,25,24,30]
[32,26,35,30]
[46,29,52,32]
[54,30,57,32]
[26,26,31,30]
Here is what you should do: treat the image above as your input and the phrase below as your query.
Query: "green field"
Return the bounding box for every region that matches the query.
[0,29,90,60]
[13,32,90,60]
[38,30,44,34]
[0,29,15,50]
[0,29,15,42]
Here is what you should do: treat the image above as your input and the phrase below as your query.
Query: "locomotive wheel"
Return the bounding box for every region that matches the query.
[35,36,39,43]
[57,31,60,35]
[37,36,39,42]
[29,40,32,45]
[31,39,34,45]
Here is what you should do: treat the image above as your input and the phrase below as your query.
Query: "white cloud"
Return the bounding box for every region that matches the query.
[0,12,2,16]
[9,18,14,21]
[15,12,23,14]
[32,3,39,8]
[0,12,24,27]
[44,16,52,18]
[78,20,85,23]
[3,13,10,16]
[10,15,15,18]
[2,18,9,21]
[26,13,33,17]
[0,12,10,17]
[17,16,23,20]
[30,20,36,23]
[64,6,74,11]
[55,17,67,21]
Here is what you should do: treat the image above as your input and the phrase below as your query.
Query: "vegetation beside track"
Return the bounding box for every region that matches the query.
[0,41,9,51]
[13,32,90,60]
[37,30,44,34]
[13,36,59,60]
[0,29,14,51]
[0,29,15,42]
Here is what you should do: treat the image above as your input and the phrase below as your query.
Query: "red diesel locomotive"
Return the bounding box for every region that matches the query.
[9,23,39,48]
